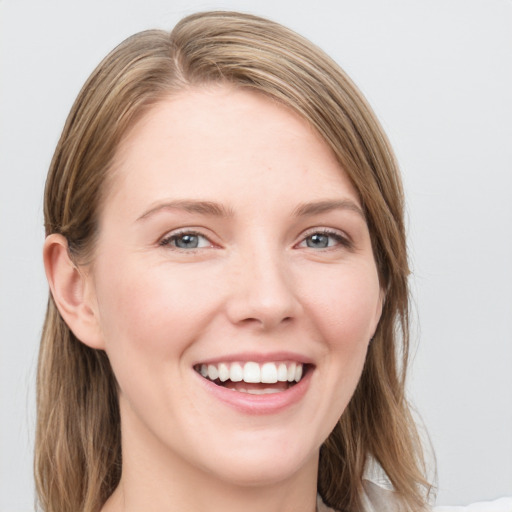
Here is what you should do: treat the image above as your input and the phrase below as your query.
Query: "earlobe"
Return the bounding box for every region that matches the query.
[43,234,105,349]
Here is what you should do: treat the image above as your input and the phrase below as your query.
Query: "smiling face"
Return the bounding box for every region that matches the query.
[85,85,383,490]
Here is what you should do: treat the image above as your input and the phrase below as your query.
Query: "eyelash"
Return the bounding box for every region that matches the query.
[159,228,351,252]
[297,229,352,250]
[159,230,212,250]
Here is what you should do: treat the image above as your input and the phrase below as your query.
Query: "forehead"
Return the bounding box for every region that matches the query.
[117,85,331,161]
[106,85,359,212]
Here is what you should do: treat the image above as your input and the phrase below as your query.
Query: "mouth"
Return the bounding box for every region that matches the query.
[193,361,309,395]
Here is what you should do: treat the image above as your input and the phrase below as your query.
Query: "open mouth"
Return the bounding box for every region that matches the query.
[194,361,309,395]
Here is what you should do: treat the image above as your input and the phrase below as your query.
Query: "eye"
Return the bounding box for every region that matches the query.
[160,231,212,250]
[298,230,350,250]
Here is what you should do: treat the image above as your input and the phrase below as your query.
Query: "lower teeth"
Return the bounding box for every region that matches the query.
[230,387,283,395]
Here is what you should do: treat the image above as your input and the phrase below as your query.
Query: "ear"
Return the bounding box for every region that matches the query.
[43,234,105,349]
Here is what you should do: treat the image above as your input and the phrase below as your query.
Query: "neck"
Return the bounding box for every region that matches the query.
[102,404,319,512]
[104,454,319,512]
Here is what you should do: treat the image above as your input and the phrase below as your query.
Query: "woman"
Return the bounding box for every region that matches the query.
[37,11,432,512]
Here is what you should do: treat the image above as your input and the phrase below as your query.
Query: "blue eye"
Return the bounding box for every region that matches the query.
[300,231,348,249]
[160,232,211,250]
[306,233,330,248]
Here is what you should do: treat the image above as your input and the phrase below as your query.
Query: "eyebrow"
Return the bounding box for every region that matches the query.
[137,200,234,221]
[137,198,365,222]
[293,199,365,219]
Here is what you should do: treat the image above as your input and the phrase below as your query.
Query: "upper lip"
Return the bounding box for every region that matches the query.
[192,351,315,366]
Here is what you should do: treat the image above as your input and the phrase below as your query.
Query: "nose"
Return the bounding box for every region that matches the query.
[225,245,301,331]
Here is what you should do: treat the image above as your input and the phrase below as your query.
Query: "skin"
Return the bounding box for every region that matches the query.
[45,85,383,512]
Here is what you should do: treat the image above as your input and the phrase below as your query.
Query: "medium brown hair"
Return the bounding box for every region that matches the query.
[37,11,431,512]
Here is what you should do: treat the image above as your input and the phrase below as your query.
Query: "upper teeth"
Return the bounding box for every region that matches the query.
[198,361,303,384]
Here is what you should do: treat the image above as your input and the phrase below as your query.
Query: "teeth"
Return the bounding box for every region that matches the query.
[230,362,243,382]
[197,361,305,384]
[295,364,303,382]
[218,363,229,382]
[207,364,219,381]
[234,387,283,395]
[261,362,278,383]
[277,363,288,382]
[287,362,296,382]
[243,362,261,383]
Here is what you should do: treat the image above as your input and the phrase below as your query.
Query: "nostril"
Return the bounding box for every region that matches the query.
[238,315,293,330]
[224,263,301,329]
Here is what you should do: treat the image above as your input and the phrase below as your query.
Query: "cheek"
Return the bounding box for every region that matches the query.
[93,259,218,362]
[300,262,381,351]
[295,264,381,441]
[91,260,219,417]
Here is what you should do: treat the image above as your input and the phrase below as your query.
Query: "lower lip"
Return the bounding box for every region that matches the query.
[194,369,313,415]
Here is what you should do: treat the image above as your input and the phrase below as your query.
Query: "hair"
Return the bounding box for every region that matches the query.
[37,10,432,512]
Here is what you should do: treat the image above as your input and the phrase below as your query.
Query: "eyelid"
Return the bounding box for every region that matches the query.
[295,227,353,249]
[158,228,216,250]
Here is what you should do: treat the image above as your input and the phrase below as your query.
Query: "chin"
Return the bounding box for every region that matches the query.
[196,437,319,488]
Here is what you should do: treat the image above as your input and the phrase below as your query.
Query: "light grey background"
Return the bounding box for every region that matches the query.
[1,1,511,510]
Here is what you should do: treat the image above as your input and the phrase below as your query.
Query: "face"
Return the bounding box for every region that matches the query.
[87,85,382,487]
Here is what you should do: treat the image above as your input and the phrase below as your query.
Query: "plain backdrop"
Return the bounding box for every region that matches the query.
[1,1,511,510]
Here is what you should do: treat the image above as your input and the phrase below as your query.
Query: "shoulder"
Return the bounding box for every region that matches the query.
[360,479,408,511]
[433,497,512,511]
[316,495,338,512]
[316,480,429,512]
